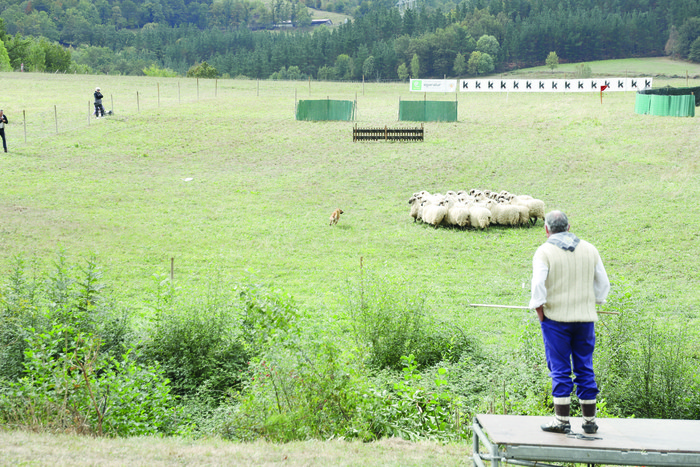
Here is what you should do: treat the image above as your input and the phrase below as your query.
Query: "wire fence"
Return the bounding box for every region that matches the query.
[8,78,234,147]
[4,75,395,149]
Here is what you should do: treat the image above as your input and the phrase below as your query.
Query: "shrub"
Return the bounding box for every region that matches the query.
[138,279,250,402]
[0,323,176,436]
[356,355,467,442]
[596,285,699,419]
[0,253,130,383]
[341,270,476,370]
[143,63,179,77]
[219,337,368,441]
[186,61,218,78]
[575,63,592,78]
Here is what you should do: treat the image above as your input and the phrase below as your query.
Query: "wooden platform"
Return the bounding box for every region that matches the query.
[472,414,700,466]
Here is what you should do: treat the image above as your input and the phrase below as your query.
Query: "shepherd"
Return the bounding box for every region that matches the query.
[529,210,610,435]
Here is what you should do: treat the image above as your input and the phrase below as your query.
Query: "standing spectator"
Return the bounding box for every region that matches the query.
[94,87,105,117]
[0,109,8,152]
[529,210,610,434]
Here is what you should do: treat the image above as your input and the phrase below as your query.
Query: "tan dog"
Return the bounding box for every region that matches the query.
[329,208,343,226]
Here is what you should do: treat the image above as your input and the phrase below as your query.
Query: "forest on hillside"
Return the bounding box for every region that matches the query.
[1,0,700,79]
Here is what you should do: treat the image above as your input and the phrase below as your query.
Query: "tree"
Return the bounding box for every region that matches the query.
[546,51,559,71]
[0,40,11,72]
[476,34,499,57]
[477,52,494,75]
[410,53,420,78]
[665,25,680,59]
[689,37,700,63]
[186,61,218,78]
[397,62,409,81]
[362,55,375,80]
[334,54,352,80]
[467,50,481,75]
[453,52,466,76]
[317,65,337,80]
[286,65,302,80]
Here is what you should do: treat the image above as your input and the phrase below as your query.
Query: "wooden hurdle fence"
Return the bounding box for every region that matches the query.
[352,124,424,142]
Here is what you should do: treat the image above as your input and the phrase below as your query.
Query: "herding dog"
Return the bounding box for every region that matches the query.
[329,208,343,226]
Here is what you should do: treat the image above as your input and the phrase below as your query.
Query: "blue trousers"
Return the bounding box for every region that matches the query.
[540,318,599,401]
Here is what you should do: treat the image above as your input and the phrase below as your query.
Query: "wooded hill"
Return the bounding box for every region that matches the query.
[1,0,700,78]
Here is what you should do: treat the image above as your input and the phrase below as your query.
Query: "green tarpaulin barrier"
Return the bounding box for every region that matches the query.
[296,100,355,121]
[635,93,695,117]
[634,94,651,115]
[638,85,700,106]
[399,101,458,122]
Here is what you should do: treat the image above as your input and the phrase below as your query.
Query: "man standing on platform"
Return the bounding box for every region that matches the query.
[529,211,610,434]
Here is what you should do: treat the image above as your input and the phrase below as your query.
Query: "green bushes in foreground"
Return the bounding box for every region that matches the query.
[1,255,698,440]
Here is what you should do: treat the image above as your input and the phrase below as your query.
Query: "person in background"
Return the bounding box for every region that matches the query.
[94,87,105,117]
[0,109,8,152]
[529,210,610,435]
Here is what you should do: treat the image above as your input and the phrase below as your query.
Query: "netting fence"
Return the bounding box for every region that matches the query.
[398,100,458,122]
[295,99,356,121]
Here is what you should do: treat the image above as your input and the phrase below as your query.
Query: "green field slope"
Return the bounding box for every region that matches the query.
[0,63,698,345]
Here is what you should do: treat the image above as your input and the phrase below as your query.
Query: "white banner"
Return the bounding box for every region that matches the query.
[458,77,653,92]
[410,79,457,92]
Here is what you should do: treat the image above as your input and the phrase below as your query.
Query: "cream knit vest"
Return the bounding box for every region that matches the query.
[534,239,601,322]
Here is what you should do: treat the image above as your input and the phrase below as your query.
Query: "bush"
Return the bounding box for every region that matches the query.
[0,323,176,436]
[0,253,130,383]
[138,279,250,402]
[356,355,467,442]
[186,61,218,78]
[143,63,179,77]
[596,284,700,419]
[218,337,369,441]
[575,63,593,78]
[341,270,476,370]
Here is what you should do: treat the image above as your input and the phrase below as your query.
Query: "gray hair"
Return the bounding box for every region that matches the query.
[545,210,569,234]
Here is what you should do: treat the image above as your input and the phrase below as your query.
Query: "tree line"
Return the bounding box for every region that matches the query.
[1,0,700,79]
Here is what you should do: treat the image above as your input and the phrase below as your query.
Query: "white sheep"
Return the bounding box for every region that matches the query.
[508,195,545,225]
[444,201,471,228]
[485,199,521,226]
[421,198,448,227]
[467,204,491,229]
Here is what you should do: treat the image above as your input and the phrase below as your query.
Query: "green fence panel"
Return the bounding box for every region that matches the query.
[675,95,695,117]
[399,101,458,122]
[638,86,700,107]
[640,94,695,117]
[650,95,671,116]
[296,100,355,121]
[634,94,652,115]
[686,95,696,117]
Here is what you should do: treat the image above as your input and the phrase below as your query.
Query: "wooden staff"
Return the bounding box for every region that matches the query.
[469,304,619,315]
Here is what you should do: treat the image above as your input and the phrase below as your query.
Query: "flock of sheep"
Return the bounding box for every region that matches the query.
[408,189,546,229]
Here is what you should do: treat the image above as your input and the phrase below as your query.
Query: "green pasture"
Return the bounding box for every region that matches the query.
[0,67,699,348]
[505,56,700,79]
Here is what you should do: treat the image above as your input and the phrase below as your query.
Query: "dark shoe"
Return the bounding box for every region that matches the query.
[582,421,598,434]
[541,420,571,434]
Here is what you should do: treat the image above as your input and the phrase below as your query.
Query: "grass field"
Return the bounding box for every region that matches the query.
[503,56,700,79]
[0,58,699,461]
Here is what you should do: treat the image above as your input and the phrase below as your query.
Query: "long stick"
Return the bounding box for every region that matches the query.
[469,303,619,315]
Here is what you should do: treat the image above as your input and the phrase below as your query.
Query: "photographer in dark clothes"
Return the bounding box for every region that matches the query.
[94,87,105,117]
[0,109,8,152]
